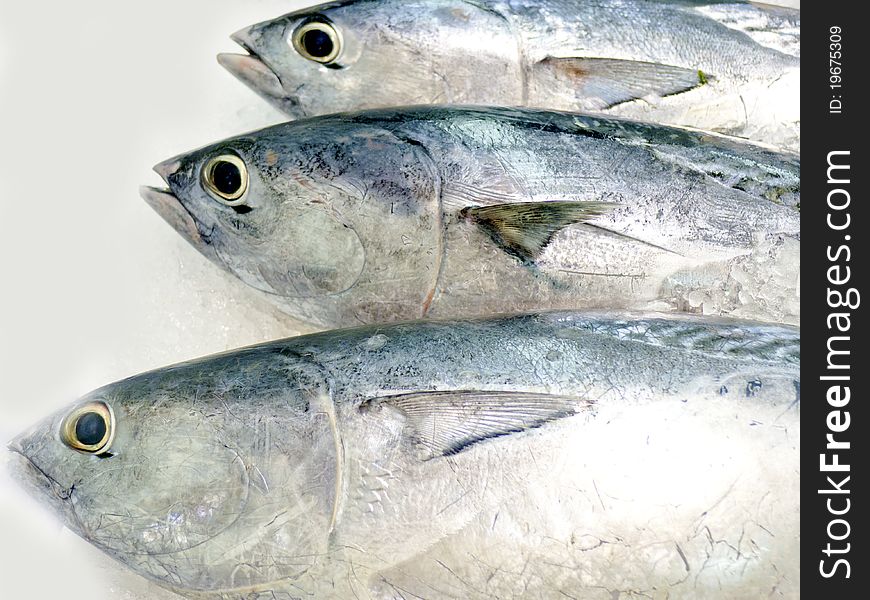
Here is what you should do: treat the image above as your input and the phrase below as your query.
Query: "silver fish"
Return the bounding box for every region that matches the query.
[220,0,801,150]
[9,312,800,599]
[141,106,800,328]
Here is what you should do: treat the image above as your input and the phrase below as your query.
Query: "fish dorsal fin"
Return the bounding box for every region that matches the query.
[534,57,710,110]
[368,390,590,460]
[461,201,616,262]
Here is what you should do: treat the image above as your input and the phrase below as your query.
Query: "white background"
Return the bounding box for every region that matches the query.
[0,1,798,599]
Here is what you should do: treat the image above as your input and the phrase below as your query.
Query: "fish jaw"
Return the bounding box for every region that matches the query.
[217,53,296,108]
[217,52,282,94]
[139,185,220,264]
[7,437,78,530]
[220,28,305,119]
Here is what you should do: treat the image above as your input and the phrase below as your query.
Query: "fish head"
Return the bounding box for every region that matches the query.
[144,118,443,325]
[8,351,341,593]
[142,125,374,304]
[218,0,521,118]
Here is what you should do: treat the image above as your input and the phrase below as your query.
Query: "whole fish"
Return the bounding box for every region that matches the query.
[141,106,800,328]
[9,312,800,599]
[220,0,801,150]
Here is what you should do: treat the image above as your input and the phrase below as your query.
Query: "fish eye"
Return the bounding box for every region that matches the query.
[61,401,114,454]
[202,154,248,205]
[292,20,341,64]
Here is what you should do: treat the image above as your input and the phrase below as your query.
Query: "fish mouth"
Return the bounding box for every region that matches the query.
[139,185,218,262]
[6,440,77,523]
[218,28,304,119]
[217,52,284,98]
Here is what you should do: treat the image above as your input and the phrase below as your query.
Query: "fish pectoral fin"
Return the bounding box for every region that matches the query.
[535,57,711,109]
[582,223,683,257]
[368,390,591,460]
[461,201,617,263]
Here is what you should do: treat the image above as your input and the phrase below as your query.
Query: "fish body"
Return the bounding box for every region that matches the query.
[9,312,800,599]
[142,106,801,328]
[221,0,801,149]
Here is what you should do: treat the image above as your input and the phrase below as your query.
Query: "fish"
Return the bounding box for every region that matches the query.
[8,312,800,599]
[219,0,801,150]
[140,106,801,329]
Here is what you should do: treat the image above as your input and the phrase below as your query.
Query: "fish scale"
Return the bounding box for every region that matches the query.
[221,0,800,148]
[9,312,800,598]
[142,106,799,327]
